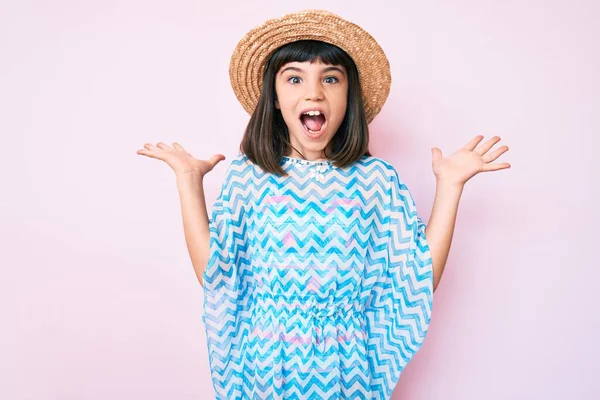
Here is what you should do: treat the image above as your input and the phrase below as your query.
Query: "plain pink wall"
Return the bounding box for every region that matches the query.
[1,0,597,399]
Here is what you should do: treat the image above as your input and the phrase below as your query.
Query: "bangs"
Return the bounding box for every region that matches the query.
[265,40,351,73]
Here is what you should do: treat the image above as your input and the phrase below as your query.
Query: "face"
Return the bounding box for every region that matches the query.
[274,60,348,160]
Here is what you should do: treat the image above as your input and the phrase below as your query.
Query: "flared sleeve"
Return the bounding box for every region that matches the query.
[364,164,434,398]
[201,156,252,399]
[385,168,434,299]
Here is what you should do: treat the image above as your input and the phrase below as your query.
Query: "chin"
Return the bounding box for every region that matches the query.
[292,128,331,147]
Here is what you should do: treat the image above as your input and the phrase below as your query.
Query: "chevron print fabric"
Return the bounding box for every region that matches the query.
[202,153,434,399]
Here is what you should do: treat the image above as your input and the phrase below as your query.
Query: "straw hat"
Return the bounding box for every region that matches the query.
[229,9,391,124]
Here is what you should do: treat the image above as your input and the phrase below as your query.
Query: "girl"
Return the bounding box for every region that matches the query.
[137,9,510,399]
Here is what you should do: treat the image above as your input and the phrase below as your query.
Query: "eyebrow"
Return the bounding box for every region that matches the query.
[279,66,346,75]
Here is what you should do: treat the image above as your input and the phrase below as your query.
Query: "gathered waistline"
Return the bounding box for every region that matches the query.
[252,296,366,321]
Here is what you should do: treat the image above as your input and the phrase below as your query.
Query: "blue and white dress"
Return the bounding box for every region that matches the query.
[202,153,434,399]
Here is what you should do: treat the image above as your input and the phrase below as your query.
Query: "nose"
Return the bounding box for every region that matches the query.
[304,79,324,101]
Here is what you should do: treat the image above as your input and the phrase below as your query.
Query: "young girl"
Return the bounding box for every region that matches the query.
[137,9,510,399]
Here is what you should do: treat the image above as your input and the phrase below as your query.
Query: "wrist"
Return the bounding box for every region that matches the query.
[435,178,465,190]
[176,170,205,183]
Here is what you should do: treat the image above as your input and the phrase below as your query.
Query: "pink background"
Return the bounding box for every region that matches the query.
[1,1,597,399]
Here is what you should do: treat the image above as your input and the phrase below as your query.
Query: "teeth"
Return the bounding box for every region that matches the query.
[302,110,322,116]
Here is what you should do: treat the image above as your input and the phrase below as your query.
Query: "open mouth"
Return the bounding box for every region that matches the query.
[299,110,327,136]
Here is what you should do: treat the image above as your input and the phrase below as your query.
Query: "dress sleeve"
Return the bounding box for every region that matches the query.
[201,157,252,399]
[386,168,434,296]
[363,165,434,397]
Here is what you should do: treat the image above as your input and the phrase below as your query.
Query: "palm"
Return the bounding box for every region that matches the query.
[432,135,510,185]
[137,142,225,176]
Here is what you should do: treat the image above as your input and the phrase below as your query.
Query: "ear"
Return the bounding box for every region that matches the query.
[275,99,280,109]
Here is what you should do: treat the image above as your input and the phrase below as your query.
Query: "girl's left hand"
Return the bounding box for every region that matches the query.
[431,135,511,186]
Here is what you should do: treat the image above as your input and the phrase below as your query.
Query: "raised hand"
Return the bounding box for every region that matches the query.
[136,142,225,177]
[431,135,510,186]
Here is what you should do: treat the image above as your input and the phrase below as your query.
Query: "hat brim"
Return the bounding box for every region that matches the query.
[229,9,391,124]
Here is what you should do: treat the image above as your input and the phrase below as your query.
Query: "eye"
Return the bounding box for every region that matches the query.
[324,76,339,84]
[287,76,301,84]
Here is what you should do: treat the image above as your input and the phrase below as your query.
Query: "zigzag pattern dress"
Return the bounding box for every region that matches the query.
[202,153,434,399]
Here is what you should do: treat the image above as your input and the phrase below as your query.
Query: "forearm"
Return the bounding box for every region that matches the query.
[176,172,210,287]
[425,180,464,292]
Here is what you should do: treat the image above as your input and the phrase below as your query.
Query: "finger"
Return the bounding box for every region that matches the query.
[482,162,511,172]
[137,148,162,160]
[156,142,174,151]
[464,135,484,151]
[143,143,169,153]
[475,136,502,156]
[431,147,443,163]
[482,145,509,163]
[172,142,188,152]
[209,154,226,168]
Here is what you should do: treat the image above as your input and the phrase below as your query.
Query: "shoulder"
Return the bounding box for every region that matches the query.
[219,153,263,200]
[226,152,252,170]
[220,153,254,179]
[356,155,398,180]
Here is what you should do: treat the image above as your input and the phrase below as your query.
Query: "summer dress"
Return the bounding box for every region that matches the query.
[202,153,434,399]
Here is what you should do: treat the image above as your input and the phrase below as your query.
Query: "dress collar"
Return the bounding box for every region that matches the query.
[280,156,333,182]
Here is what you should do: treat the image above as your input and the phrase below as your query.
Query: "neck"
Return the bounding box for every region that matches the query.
[286,144,333,161]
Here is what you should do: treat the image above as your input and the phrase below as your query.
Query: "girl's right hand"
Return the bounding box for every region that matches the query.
[136,142,226,177]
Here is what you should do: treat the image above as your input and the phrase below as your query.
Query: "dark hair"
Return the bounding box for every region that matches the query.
[239,40,371,176]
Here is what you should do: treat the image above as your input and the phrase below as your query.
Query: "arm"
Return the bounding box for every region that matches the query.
[425,180,464,293]
[136,141,227,288]
[176,172,210,287]
[426,134,511,292]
